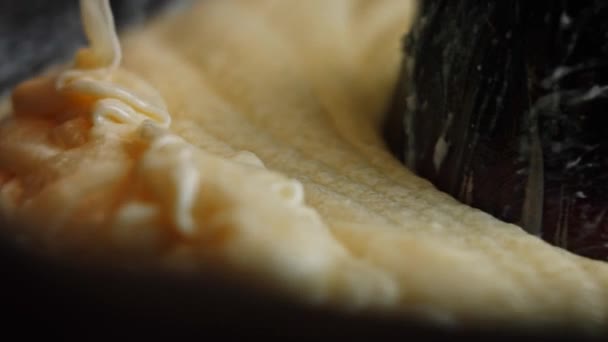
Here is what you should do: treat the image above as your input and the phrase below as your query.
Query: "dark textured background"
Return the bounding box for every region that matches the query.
[385,0,608,261]
[0,1,602,340]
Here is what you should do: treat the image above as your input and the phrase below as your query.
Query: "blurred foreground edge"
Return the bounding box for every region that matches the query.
[0,219,598,341]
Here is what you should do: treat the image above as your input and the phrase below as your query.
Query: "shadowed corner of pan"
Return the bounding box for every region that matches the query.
[0,219,594,341]
[385,0,608,261]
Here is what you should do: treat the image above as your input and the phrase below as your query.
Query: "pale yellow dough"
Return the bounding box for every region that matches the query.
[1,0,607,333]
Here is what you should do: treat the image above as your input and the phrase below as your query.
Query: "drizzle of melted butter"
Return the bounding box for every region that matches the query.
[1,0,608,333]
[13,0,170,130]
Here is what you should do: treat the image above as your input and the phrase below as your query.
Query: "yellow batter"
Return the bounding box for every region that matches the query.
[0,0,607,333]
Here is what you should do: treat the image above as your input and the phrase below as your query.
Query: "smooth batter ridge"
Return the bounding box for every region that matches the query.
[1,0,608,334]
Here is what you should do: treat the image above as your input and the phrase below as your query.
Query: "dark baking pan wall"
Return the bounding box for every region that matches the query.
[385,0,608,261]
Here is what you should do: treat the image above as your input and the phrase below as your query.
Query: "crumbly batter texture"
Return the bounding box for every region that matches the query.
[0,0,607,332]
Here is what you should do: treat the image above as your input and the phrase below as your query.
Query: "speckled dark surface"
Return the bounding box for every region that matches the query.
[386,0,608,261]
